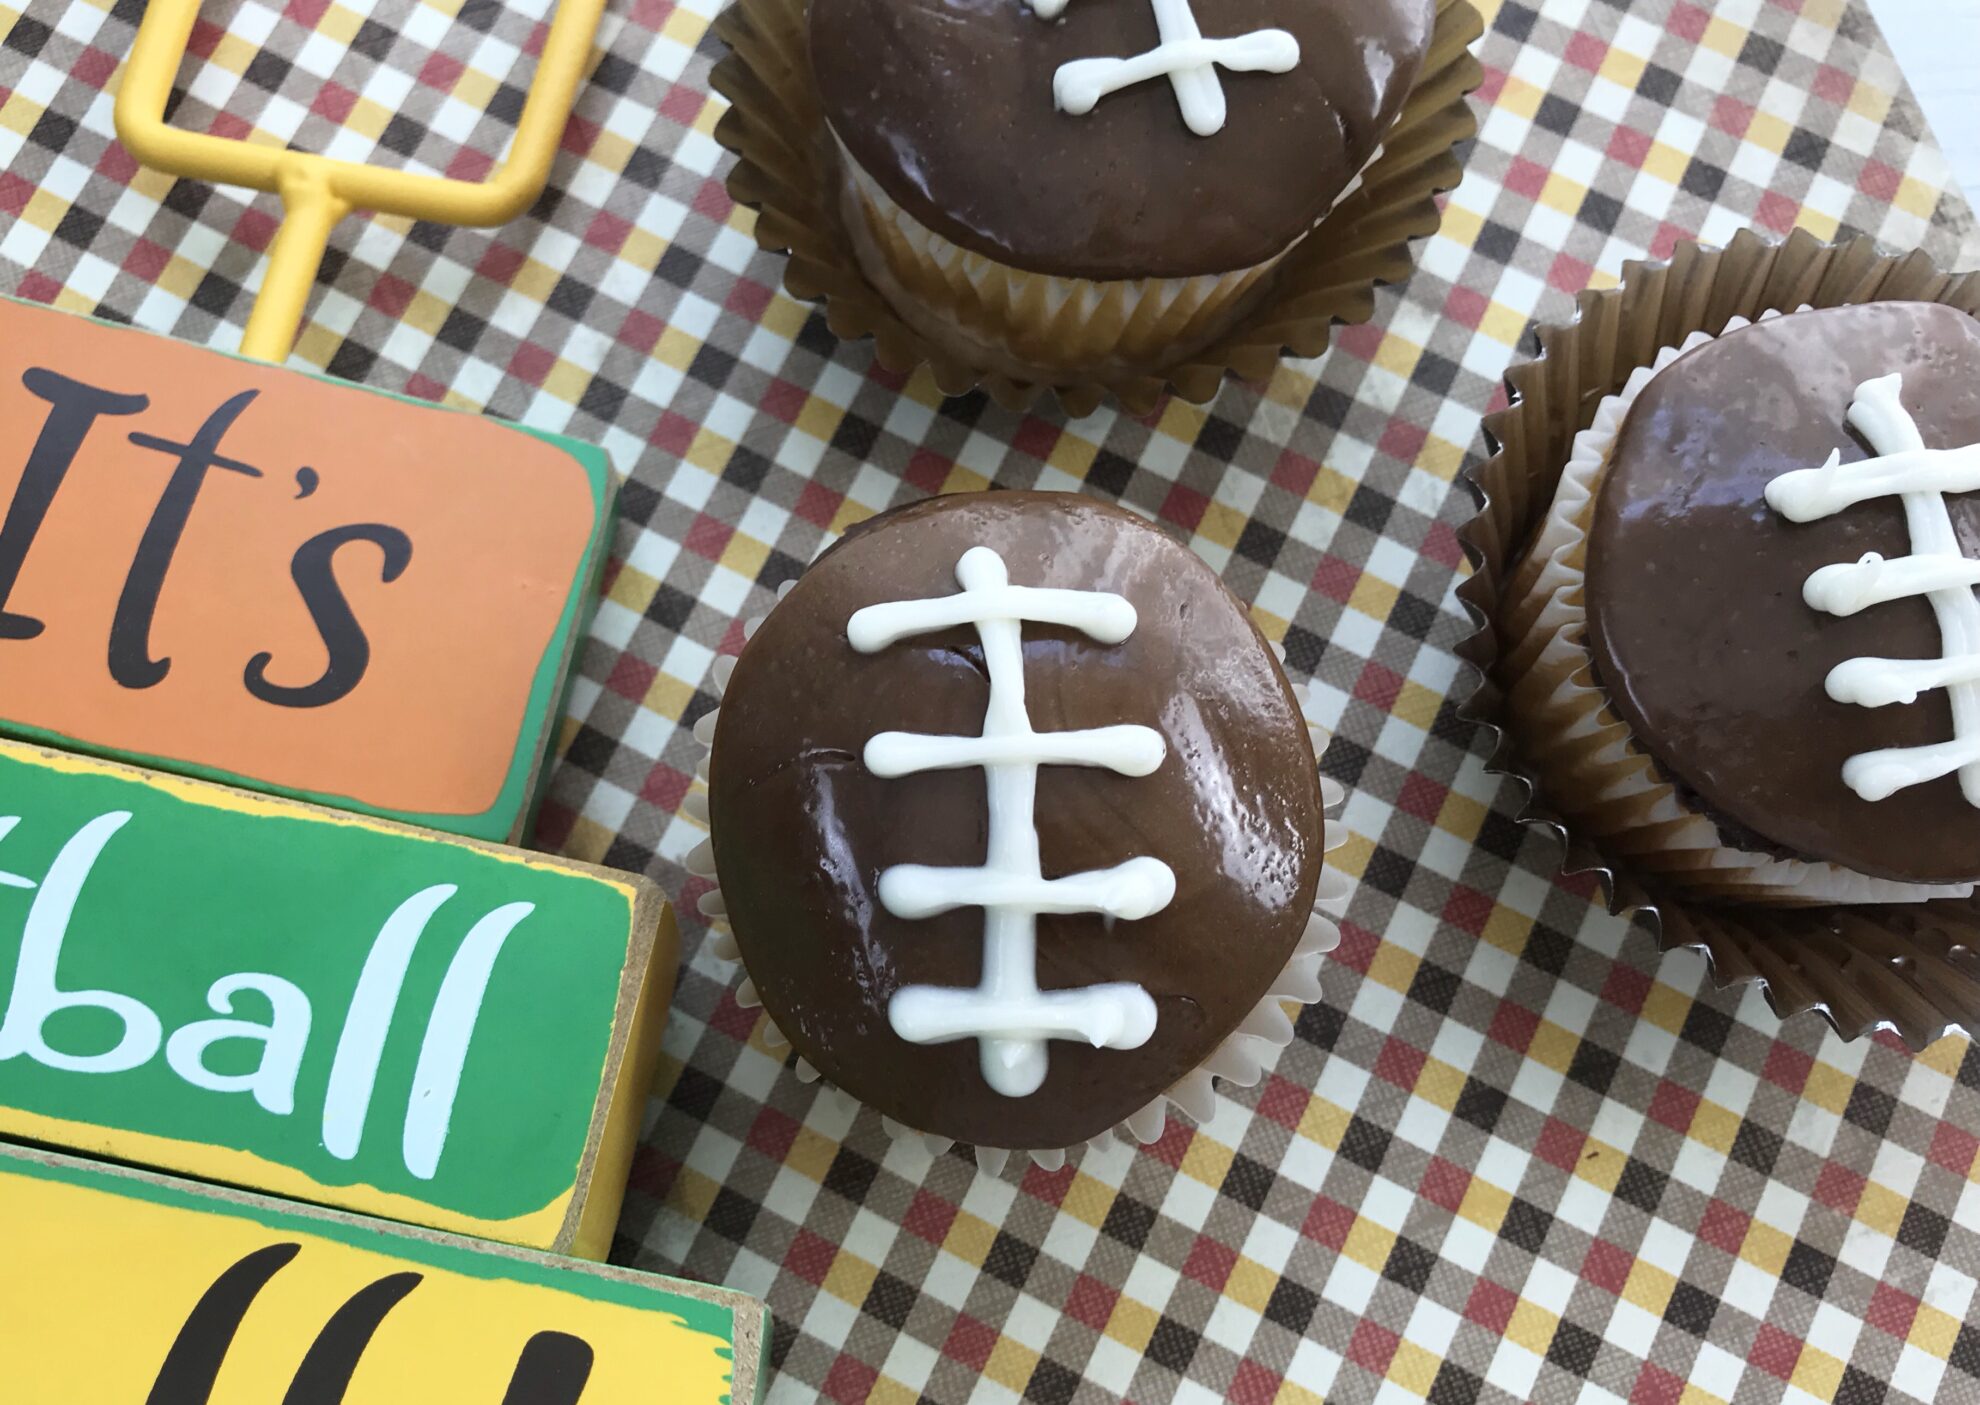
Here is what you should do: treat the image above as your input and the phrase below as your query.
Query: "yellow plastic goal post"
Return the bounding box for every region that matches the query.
[115,0,608,361]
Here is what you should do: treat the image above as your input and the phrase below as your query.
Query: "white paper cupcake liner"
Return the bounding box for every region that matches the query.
[1499,310,1974,907]
[681,585,1349,1173]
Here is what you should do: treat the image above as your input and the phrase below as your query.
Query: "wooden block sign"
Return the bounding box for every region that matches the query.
[0,296,615,842]
[0,1145,766,1403]
[0,738,674,1257]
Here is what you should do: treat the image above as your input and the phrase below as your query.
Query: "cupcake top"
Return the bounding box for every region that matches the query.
[1584,302,1980,885]
[810,0,1434,281]
[709,492,1324,1148]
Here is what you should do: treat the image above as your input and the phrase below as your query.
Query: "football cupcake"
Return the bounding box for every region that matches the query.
[805,0,1437,375]
[687,492,1346,1166]
[1499,300,1980,905]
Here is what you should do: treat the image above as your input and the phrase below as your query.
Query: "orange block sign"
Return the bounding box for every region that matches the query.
[0,297,614,842]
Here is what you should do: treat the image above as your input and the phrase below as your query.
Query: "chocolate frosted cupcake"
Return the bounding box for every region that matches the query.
[809,0,1435,373]
[688,492,1346,1166]
[1501,301,1980,905]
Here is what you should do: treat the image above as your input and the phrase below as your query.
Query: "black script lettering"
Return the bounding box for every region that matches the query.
[116,390,265,689]
[501,1332,595,1404]
[245,523,412,709]
[147,1251,420,1404]
[145,1242,300,1405]
[149,1247,605,1401]
[0,370,148,640]
[279,1272,422,1405]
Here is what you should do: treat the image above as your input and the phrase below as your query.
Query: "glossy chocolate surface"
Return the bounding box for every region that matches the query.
[709,492,1324,1147]
[1585,302,1980,885]
[809,0,1433,280]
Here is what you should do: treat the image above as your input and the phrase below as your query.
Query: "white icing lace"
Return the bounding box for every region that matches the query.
[846,546,1175,1098]
[1029,0,1299,138]
[1765,373,1980,805]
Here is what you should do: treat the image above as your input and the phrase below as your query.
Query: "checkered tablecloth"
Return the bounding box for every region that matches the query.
[3,0,1979,1400]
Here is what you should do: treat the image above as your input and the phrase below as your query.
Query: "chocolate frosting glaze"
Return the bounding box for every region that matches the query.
[809,0,1433,280]
[709,492,1324,1148]
[1585,302,1980,886]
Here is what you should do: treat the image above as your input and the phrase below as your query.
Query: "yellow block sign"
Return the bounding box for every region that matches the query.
[0,1145,766,1402]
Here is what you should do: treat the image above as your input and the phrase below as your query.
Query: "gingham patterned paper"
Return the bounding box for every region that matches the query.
[1,0,1978,1401]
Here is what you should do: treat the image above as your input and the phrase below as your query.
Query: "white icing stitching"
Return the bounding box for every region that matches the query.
[847,545,1175,1098]
[1030,0,1299,138]
[1765,373,1980,804]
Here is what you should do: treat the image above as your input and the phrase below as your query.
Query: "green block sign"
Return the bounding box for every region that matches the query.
[0,739,674,1255]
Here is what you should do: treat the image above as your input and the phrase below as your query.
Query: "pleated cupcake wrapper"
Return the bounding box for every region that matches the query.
[709,0,1483,416]
[835,143,1286,378]
[1501,308,1973,908]
[683,582,1350,1172]
[1455,227,1980,1047]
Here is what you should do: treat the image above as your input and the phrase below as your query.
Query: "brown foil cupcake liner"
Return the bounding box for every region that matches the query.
[681,584,1350,1173]
[834,146,1287,380]
[1456,227,1980,1049]
[710,0,1483,416]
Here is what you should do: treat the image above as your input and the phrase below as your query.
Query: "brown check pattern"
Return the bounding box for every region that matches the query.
[1,0,1978,1400]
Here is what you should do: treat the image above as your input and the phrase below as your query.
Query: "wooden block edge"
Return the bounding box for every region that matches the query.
[508,455,624,845]
[565,888,679,1257]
